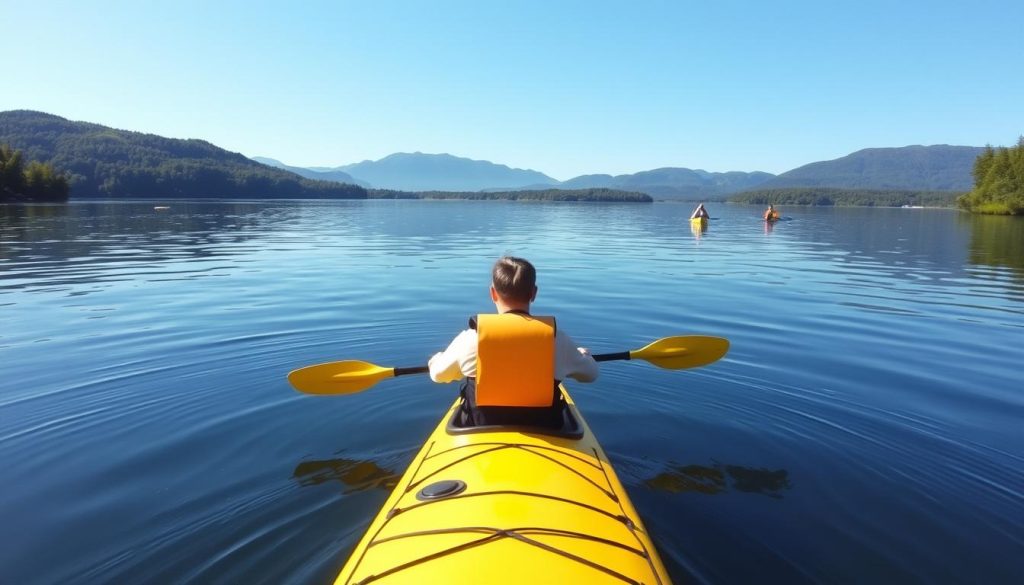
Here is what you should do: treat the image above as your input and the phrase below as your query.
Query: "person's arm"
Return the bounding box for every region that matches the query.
[555,331,599,383]
[428,329,476,383]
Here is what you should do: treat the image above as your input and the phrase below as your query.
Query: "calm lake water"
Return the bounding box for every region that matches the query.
[2,200,1022,584]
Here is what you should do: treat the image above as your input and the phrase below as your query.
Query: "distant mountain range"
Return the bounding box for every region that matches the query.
[255,152,774,197]
[250,157,368,187]
[1,109,987,201]
[267,152,560,192]
[342,152,560,191]
[260,146,981,199]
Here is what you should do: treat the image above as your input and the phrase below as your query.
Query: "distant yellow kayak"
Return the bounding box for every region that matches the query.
[690,216,708,227]
[333,386,671,584]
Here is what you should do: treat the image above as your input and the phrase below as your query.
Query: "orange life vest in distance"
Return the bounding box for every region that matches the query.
[475,313,556,407]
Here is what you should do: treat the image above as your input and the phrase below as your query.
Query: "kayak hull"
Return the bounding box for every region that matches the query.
[333,386,670,584]
[690,216,708,227]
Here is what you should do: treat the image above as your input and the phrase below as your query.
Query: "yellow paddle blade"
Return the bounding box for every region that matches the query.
[288,360,396,394]
[629,335,730,370]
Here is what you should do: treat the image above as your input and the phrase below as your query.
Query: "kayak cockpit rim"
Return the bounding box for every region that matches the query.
[445,400,585,439]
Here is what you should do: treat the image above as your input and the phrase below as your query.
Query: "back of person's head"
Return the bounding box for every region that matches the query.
[492,256,536,303]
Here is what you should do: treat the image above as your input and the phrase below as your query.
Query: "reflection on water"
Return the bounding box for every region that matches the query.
[646,463,791,498]
[292,457,399,493]
[0,202,287,295]
[966,214,1024,286]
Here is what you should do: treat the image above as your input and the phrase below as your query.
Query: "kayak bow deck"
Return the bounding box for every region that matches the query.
[334,386,670,584]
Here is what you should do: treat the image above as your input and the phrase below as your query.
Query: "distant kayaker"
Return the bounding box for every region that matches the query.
[691,203,710,219]
[764,204,779,221]
[428,256,598,427]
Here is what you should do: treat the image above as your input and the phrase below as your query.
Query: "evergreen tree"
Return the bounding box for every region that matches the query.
[958,137,1024,214]
[972,146,995,186]
[1,143,26,193]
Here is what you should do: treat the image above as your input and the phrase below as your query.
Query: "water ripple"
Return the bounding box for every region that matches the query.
[1,201,1022,584]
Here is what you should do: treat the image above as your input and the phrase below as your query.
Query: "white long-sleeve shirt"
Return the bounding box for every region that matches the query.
[428,328,599,384]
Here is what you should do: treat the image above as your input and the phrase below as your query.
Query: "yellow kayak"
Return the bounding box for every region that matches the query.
[334,386,671,584]
[690,216,708,227]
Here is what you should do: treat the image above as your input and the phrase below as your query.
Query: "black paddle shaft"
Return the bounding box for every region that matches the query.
[594,352,630,362]
[395,366,430,377]
[398,353,626,375]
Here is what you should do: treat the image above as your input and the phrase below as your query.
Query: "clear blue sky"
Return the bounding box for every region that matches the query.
[3,0,1022,180]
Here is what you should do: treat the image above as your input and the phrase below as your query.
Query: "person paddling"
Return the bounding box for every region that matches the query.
[764,204,779,221]
[691,203,710,219]
[428,256,598,427]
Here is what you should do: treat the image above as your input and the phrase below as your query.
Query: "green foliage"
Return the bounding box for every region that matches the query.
[0,110,366,200]
[729,187,961,207]
[1,143,26,193]
[958,137,1024,215]
[1,143,69,202]
[23,160,70,200]
[376,188,653,202]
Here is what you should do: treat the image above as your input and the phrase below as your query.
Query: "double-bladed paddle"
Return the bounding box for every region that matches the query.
[287,335,729,395]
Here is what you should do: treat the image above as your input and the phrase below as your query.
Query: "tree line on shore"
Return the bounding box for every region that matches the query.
[728,187,961,208]
[1,144,69,202]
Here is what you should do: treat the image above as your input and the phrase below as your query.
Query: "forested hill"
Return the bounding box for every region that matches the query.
[0,111,366,199]
[760,145,985,191]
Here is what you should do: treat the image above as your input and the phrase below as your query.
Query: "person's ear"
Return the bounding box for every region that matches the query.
[490,285,499,302]
[530,286,538,302]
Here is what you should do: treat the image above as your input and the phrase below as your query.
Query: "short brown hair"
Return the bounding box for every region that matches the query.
[492,256,536,303]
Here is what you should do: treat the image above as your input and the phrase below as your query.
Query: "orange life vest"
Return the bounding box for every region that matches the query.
[475,313,556,407]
